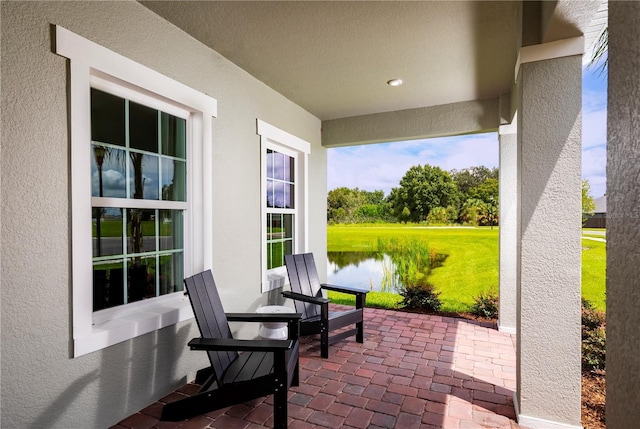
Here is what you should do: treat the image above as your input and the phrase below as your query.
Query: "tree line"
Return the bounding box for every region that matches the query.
[328,165,499,225]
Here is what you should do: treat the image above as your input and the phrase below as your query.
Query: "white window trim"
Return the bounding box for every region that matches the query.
[55,26,216,357]
[257,120,310,293]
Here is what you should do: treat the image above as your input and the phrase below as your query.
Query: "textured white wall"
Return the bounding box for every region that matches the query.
[606,2,640,427]
[516,55,582,428]
[0,1,322,427]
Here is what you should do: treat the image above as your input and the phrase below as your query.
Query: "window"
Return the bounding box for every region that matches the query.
[258,120,310,292]
[266,148,295,270]
[55,26,216,356]
[90,88,187,312]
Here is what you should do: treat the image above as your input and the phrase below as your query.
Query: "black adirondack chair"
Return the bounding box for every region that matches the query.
[282,253,368,358]
[161,270,301,428]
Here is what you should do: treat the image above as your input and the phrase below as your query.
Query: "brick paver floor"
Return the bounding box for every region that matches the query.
[112,306,521,429]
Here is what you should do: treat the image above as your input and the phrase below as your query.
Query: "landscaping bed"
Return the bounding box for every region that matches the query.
[582,371,606,429]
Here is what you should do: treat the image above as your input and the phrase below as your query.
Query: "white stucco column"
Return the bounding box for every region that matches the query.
[514,39,583,429]
[498,118,517,334]
[607,3,640,427]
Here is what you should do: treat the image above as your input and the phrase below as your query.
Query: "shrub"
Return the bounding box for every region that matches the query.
[581,298,606,372]
[582,326,606,371]
[399,283,442,312]
[582,298,605,331]
[472,287,499,319]
[426,206,449,224]
[377,237,443,312]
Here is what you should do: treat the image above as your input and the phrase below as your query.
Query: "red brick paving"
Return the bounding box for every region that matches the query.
[112,306,521,428]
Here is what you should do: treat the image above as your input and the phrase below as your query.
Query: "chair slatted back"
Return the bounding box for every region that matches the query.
[285,253,322,319]
[184,270,238,386]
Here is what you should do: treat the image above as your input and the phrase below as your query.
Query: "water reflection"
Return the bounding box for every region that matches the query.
[327,252,400,293]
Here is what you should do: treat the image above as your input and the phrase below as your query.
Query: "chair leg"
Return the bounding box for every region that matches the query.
[321,303,329,358]
[356,294,366,343]
[320,325,329,359]
[292,361,300,387]
[356,320,364,343]
[273,384,288,429]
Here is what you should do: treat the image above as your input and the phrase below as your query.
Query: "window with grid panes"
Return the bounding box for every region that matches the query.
[57,26,216,356]
[91,88,186,311]
[265,148,295,270]
[258,120,310,292]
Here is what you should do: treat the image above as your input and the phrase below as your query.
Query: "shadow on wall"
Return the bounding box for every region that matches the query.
[29,371,100,429]
[32,322,194,428]
[97,322,195,427]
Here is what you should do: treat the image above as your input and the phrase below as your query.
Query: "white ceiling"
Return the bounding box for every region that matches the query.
[140,1,604,122]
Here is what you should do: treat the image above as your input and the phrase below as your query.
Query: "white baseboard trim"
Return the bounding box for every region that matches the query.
[498,324,516,334]
[514,394,583,429]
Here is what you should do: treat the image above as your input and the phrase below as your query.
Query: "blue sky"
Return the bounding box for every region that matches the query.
[328,59,608,199]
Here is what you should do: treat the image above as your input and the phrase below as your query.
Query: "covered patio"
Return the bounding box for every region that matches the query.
[114,306,519,429]
[3,1,640,428]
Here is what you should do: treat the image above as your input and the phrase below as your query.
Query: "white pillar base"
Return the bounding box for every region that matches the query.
[498,324,516,334]
[514,394,584,429]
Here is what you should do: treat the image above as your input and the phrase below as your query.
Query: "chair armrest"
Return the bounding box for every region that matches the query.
[226,312,302,323]
[282,290,330,304]
[321,283,369,295]
[188,337,293,352]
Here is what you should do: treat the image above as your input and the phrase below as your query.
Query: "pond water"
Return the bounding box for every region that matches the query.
[327,251,401,293]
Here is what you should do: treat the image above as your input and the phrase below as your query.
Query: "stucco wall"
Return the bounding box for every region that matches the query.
[0,1,324,427]
[321,97,501,147]
[516,54,582,427]
[606,2,640,427]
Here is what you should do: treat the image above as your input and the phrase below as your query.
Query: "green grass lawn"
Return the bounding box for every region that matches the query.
[582,237,606,310]
[327,224,606,313]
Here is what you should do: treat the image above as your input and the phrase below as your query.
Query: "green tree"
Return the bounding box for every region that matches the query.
[389,165,459,222]
[450,166,499,223]
[354,204,375,219]
[327,187,365,223]
[467,177,499,204]
[355,189,392,222]
[361,190,386,206]
[587,26,608,73]
[582,180,596,224]
[482,197,498,228]
[445,205,459,224]
[327,187,390,223]
[451,166,498,198]
[399,206,411,223]
[460,198,485,225]
[426,206,449,224]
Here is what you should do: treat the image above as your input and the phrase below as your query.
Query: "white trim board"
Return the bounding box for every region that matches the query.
[514,394,584,429]
[54,25,216,356]
[55,26,217,117]
[514,36,585,82]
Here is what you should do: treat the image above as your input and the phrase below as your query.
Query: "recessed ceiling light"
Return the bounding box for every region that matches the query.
[387,79,403,87]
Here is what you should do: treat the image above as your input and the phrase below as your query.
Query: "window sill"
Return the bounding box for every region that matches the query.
[74,295,194,357]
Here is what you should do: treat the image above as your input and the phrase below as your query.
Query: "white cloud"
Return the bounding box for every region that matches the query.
[328,133,498,195]
[581,80,607,198]
[582,108,607,150]
[583,87,607,114]
[582,144,606,198]
[93,168,127,198]
[327,144,419,194]
[431,134,499,172]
